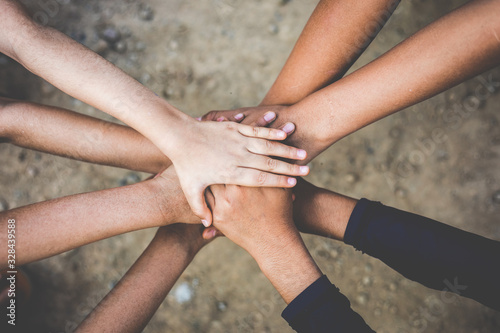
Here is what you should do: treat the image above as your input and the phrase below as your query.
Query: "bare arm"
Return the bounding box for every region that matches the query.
[0,98,170,174]
[261,0,400,106]
[0,167,197,269]
[206,186,322,303]
[0,0,308,224]
[206,0,500,163]
[76,224,210,333]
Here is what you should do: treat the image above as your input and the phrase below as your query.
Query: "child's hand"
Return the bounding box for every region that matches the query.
[202,105,288,127]
[166,120,309,226]
[204,185,297,257]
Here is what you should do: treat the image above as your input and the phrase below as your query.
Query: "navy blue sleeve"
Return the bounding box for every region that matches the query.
[344,198,500,311]
[282,275,374,332]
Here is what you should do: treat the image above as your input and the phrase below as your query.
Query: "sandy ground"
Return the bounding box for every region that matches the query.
[1,0,499,332]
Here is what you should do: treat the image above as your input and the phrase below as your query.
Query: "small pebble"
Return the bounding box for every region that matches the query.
[268,24,279,35]
[362,276,372,286]
[395,187,407,198]
[173,282,193,304]
[169,40,179,50]
[27,166,39,177]
[344,173,358,184]
[356,293,369,305]
[113,40,127,53]
[389,282,398,292]
[99,26,121,44]
[364,263,372,273]
[492,190,500,204]
[138,4,154,21]
[18,151,27,162]
[0,198,9,211]
[216,301,227,312]
[330,248,339,259]
[93,39,109,55]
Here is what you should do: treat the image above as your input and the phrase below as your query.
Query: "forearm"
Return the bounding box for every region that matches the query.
[262,0,400,106]
[0,98,170,174]
[344,199,500,311]
[1,2,191,153]
[286,0,500,156]
[77,226,202,333]
[293,179,356,241]
[253,232,322,304]
[0,175,187,268]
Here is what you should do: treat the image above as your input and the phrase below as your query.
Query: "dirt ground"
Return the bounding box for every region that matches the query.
[1,0,499,332]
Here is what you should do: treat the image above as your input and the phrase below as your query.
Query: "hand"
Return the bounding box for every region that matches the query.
[166,119,309,226]
[152,167,201,225]
[155,222,219,257]
[202,105,329,163]
[292,178,357,241]
[204,184,297,260]
[205,185,322,303]
[202,105,289,128]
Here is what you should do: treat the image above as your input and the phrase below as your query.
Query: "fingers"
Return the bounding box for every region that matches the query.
[253,111,276,127]
[202,226,224,240]
[279,122,295,136]
[235,169,298,188]
[202,110,243,122]
[247,139,307,161]
[237,124,288,140]
[184,186,213,227]
[249,155,309,176]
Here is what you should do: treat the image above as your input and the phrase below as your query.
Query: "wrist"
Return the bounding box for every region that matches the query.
[255,232,322,304]
[151,104,195,157]
[156,225,205,259]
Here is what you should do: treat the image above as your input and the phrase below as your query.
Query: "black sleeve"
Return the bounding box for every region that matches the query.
[282,275,375,333]
[344,198,500,311]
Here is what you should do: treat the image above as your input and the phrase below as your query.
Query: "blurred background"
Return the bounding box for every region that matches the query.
[1,0,499,332]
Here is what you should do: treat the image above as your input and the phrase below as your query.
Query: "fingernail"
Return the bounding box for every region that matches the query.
[282,123,294,133]
[300,166,309,174]
[234,113,244,120]
[297,149,307,159]
[217,117,225,122]
[263,112,275,122]
[288,178,297,186]
[209,229,217,239]
[277,131,286,139]
[201,219,210,227]
[196,117,202,121]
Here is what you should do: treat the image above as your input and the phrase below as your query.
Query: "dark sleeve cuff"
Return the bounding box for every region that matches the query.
[343,198,373,247]
[282,275,333,322]
[282,275,374,332]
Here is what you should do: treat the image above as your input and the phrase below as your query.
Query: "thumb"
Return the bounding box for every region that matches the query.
[184,185,213,227]
[203,226,224,240]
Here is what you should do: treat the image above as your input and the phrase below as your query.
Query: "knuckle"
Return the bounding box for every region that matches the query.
[267,157,277,170]
[206,111,216,120]
[265,139,274,151]
[257,171,268,185]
